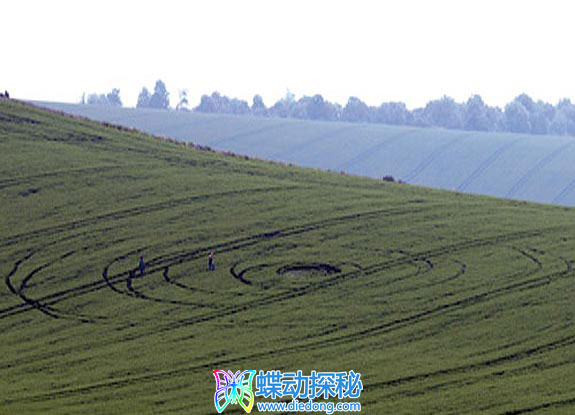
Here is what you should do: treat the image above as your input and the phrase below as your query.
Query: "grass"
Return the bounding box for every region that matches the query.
[1,99,575,414]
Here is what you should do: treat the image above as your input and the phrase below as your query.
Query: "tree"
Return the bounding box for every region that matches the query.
[290,96,310,119]
[307,94,326,120]
[85,88,122,106]
[193,91,249,115]
[549,100,575,136]
[540,100,556,122]
[106,88,122,107]
[515,93,535,113]
[530,110,549,135]
[504,101,531,133]
[528,101,551,135]
[87,93,106,105]
[149,80,170,109]
[374,102,410,125]
[324,101,342,121]
[176,89,189,111]
[341,97,370,123]
[422,96,463,129]
[269,92,297,118]
[410,108,431,127]
[251,94,268,117]
[485,106,504,132]
[511,94,553,135]
[196,91,227,113]
[557,98,572,110]
[463,95,489,131]
[229,98,250,115]
[137,87,151,108]
[196,94,215,112]
[289,94,340,121]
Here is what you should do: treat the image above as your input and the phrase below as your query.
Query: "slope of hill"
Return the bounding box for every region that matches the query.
[2,99,575,414]
[37,101,575,207]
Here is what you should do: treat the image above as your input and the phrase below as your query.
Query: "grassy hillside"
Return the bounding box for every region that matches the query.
[2,99,575,415]
[37,101,575,207]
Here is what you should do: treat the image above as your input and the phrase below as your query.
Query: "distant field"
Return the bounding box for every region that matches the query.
[37,101,575,207]
[2,100,575,414]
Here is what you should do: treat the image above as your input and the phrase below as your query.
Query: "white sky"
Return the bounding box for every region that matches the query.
[2,0,575,109]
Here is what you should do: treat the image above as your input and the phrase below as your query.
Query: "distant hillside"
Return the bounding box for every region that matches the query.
[37,101,575,206]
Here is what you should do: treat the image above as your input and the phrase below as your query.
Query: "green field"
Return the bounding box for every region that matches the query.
[1,99,575,415]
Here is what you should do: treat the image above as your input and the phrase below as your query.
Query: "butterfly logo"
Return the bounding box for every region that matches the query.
[213,369,256,413]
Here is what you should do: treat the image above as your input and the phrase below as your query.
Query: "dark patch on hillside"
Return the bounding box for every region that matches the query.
[0,113,40,125]
[276,263,341,276]
[19,188,40,197]
[42,132,105,143]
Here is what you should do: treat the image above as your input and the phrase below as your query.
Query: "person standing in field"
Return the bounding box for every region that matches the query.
[208,250,215,271]
[139,256,146,276]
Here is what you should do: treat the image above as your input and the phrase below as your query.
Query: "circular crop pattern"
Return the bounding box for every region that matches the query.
[276,263,341,277]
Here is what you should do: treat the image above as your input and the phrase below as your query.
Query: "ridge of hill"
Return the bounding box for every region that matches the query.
[1,99,575,414]
[36,100,575,207]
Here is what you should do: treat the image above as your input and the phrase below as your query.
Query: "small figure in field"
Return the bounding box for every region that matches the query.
[139,255,146,276]
[4,91,9,99]
[208,250,215,271]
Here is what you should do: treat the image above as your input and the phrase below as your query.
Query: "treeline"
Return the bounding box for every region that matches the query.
[81,88,122,107]
[81,81,185,111]
[196,91,575,136]
[82,80,575,137]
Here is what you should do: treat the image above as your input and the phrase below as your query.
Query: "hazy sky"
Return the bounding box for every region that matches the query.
[3,0,575,109]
